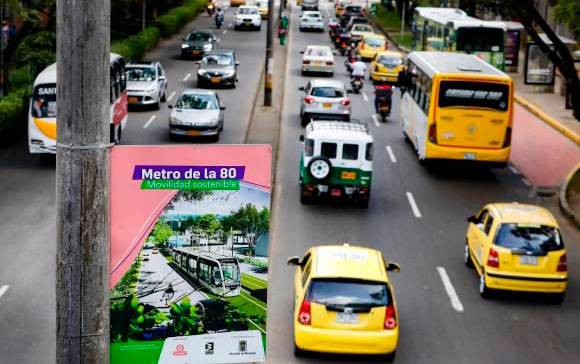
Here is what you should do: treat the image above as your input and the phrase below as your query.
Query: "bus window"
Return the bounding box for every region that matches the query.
[438,81,509,111]
[456,27,504,53]
[32,84,57,118]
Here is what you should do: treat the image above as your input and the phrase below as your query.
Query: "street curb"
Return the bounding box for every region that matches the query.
[369,15,580,147]
[559,162,580,229]
[514,95,580,147]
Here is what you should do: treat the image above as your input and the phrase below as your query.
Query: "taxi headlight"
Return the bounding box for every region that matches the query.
[181,44,189,49]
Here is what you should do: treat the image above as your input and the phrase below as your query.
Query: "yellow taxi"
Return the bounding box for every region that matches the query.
[370,51,405,84]
[465,203,567,302]
[357,34,388,61]
[255,0,269,18]
[287,244,400,360]
[230,0,246,7]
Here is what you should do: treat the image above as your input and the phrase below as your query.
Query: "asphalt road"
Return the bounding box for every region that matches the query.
[0,3,265,363]
[266,1,580,363]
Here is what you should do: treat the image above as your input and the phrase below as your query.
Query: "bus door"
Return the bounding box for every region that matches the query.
[436,79,511,149]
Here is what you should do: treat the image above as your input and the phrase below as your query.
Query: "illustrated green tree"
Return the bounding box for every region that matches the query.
[110,295,166,342]
[553,0,580,39]
[151,218,173,247]
[227,204,270,256]
[169,297,201,336]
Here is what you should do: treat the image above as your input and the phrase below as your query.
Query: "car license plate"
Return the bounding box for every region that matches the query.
[313,61,322,66]
[344,187,354,195]
[341,171,356,180]
[211,77,221,83]
[128,97,138,103]
[382,77,387,81]
[330,189,342,197]
[317,184,328,192]
[191,51,200,55]
[336,312,358,324]
[464,152,476,160]
[520,255,538,265]
[323,102,332,108]
[186,130,200,136]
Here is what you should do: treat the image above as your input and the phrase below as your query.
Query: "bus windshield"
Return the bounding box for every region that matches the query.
[438,81,509,111]
[32,84,57,118]
[456,27,504,53]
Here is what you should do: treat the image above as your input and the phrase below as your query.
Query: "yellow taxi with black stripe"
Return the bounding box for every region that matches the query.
[370,50,405,84]
[287,244,400,360]
[465,203,567,303]
[357,34,388,61]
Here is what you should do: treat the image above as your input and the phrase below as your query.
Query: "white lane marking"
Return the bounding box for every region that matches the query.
[509,165,520,175]
[167,91,176,102]
[437,267,464,312]
[0,285,9,299]
[182,73,191,82]
[144,115,157,129]
[521,177,531,186]
[385,145,397,163]
[372,114,380,127]
[362,91,369,102]
[223,30,228,35]
[406,192,422,218]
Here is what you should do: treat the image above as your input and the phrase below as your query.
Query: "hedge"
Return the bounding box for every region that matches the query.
[0,88,29,145]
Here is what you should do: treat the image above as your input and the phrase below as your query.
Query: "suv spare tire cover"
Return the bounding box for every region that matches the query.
[307,156,332,181]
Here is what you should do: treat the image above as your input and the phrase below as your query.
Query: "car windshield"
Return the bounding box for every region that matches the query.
[187,32,211,41]
[239,7,258,14]
[32,83,57,118]
[306,48,331,57]
[203,54,233,66]
[494,224,564,253]
[311,87,344,98]
[378,55,402,67]
[126,67,155,82]
[353,25,372,32]
[308,279,390,307]
[346,6,362,13]
[176,94,217,110]
[365,38,385,47]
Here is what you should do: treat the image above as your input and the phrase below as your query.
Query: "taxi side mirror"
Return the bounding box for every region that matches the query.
[299,135,305,142]
[168,104,174,109]
[386,262,400,273]
[287,256,300,266]
[466,215,477,224]
[298,86,305,91]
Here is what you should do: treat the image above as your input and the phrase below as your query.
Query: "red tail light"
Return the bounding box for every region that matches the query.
[336,36,341,42]
[341,41,346,47]
[326,61,334,65]
[297,299,311,325]
[340,98,351,107]
[487,247,499,268]
[383,305,397,330]
[502,126,512,148]
[428,123,437,144]
[557,254,567,272]
[304,96,315,104]
[303,60,310,65]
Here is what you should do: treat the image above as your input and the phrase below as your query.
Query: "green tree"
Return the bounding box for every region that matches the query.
[169,297,200,336]
[193,214,222,235]
[227,204,270,256]
[151,218,173,247]
[110,295,166,342]
[553,0,580,39]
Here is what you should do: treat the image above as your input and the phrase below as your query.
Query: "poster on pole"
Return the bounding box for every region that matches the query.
[109,145,271,364]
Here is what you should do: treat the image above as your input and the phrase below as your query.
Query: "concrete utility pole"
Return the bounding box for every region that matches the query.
[56,0,111,362]
[264,0,276,106]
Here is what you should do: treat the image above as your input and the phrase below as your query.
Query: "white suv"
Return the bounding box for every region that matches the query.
[234,6,262,30]
[299,79,351,126]
[126,62,167,110]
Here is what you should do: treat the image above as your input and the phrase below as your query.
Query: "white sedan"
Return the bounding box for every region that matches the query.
[301,45,335,76]
[234,5,262,31]
[299,11,324,32]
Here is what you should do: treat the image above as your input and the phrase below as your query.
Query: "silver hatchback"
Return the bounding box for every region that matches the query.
[298,79,351,126]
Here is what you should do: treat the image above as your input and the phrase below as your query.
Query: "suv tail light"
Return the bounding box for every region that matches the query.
[326,61,334,65]
[487,247,499,268]
[304,96,315,104]
[502,126,512,148]
[383,305,397,330]
[428,123,437,144]
[303,60,311,65]
[340,98,351,107]
[557,254,567,272]
[298,299,311,325]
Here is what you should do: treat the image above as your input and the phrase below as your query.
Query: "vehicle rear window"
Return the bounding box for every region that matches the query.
[438,81,509,111]
[494,224,564,253]
[377,55,402,68]
[365,143,373,161]
[321,142,337,159]
[307,279,390,307]
[342,143,359,160]
[306,48,331,57]
[365,38,385,47]
[311,87,344,98]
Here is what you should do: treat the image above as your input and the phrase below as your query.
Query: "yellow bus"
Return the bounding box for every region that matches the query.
[399,51,513,167]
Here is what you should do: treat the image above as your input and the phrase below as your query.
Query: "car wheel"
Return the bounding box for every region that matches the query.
[464,242,474,268]
[358,195,369,208]
[169,133,178,142]
[234,25,239,31]
[327,72,334,77]
[161,90,167,102]
[301,69,307,76]
[549,292,566,304]
[294,344,306,357]
[384,350,396,362]
[479,272,493,299]
[153,101,160,111]
[300,185,311,204]
[301,113,310,127]
[299,27,304,32]
[212,133,220,142]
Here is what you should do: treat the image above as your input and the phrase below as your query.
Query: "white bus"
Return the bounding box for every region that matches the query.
[29,53,128,154]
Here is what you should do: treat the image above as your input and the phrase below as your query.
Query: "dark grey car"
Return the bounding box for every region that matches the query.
[197,50,239,89]
[181,30,217,59]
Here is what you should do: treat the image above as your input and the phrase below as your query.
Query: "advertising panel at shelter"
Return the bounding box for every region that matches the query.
[110,145,271,364]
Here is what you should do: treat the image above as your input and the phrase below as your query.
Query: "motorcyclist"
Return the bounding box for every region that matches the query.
[207,0,215,16]
[215,6,224,27]
[345,42,356,62]
[350,55,366,78]
[374,84,393,113]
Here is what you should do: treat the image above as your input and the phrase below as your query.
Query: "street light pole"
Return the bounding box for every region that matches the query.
[263,0,276,106]
[142,0,146,32]
[56,0,111,362]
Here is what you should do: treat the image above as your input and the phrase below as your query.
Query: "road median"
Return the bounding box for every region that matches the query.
[559,162,580,228]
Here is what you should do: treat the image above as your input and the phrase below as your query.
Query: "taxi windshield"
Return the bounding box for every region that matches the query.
[495,224,564,253]
[176,94,217,110]
[307,279,390,307]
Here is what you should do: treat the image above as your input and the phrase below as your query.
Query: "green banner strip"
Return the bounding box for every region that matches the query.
[140,179,240,191]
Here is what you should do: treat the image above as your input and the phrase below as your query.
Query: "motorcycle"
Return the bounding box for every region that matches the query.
[336,30,350,55]
[344,44,356,72]
[206,3,215,16]
[328,20,339,40]
[375,86,393,122]
[215,13,224,29]
[351,75,364,94]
